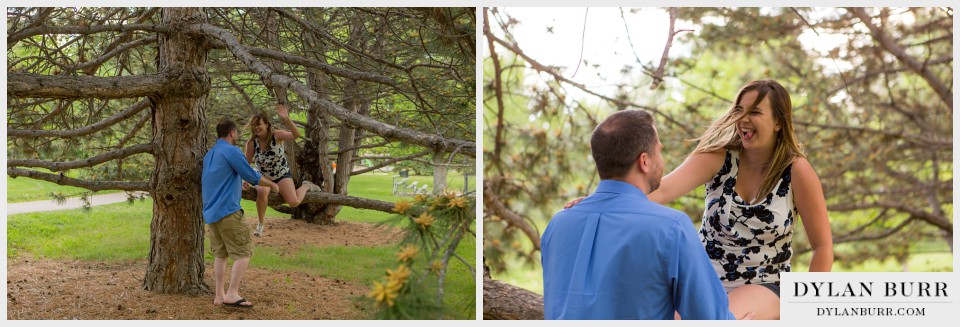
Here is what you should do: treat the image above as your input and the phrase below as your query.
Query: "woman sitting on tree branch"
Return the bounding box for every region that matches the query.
[243,103,319,236]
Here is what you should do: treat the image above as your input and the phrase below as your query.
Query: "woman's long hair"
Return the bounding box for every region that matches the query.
[246,111,274,145]
[691,79,805,203]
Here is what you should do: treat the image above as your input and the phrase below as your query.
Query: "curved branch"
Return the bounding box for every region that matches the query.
[272,8,406,71]
[350,150,432,176]
[65,35,158,72]
[483,182,541,251]
[8,23,168,46]
[8,143,155,171]
[794,120,951,149]
[484,22,695,137]
[8,99,151,138]
[330,140,392,155]
[196,23,476,157]
[8,73,169,99]
[224,44,397,86]
[830,201,952,232]
[7,167,150,192]
[117,111,152,148]
[850,8,953,108]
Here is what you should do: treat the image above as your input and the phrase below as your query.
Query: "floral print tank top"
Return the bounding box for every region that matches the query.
[253,135,290,181]
[699,149,795,292]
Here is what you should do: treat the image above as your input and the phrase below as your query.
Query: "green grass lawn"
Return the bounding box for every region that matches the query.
[7,173,476,319]
[6,175,106,203]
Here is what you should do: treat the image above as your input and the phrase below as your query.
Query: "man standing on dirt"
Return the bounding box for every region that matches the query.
[202,119,279,308]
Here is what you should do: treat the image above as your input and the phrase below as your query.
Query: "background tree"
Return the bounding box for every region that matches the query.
[8,7,475,295]
[482,7,951,318]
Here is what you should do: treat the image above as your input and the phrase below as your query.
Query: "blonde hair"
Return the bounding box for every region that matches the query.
[692,80,805,203]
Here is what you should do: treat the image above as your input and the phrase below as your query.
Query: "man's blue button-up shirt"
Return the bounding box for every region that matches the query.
[202,139,262,224]
[542,180,735,320]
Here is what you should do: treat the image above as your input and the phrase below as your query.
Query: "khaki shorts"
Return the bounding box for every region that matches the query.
[207,210,252,259]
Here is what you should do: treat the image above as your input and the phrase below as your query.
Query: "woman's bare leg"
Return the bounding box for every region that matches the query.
[727,284,780,320]
[255,185,269,225]
[277,178,309,207]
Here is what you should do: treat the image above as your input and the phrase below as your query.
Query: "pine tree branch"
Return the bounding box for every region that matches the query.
[8,99,151,138]
[195,23,476,157]
[8,143,155,171]
[7,167,150,191]
[350,150,432,176]
[8,73,170,99]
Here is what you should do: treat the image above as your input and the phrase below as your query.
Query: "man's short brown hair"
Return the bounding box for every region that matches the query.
[216,119,237,138]
[590,110,657,179]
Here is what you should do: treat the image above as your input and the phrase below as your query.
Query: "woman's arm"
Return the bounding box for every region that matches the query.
[791,158,834,272]
[275,103,300,141]
[648,149,726,204]
[244,139,255,164]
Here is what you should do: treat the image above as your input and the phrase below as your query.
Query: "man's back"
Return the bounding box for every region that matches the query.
[541,180,734,320]
[202,139,261,224]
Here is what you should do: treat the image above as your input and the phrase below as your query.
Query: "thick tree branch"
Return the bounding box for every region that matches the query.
[8,73,169,99]
[242,187,396,213]
[795,120,951,149]
[330,140,392,155]
[223,44,398,86]
[8,99,151,138]
[8,143,154,171]
[483,264,544,320]
[830,201,952,232]
[117,112,152,148]
[7,167,149,192]
[651,8,690,90]
[272,8,406,71]
[483,182,541,251]
[850,8,953,108]
[65,36,158,72]
[195,23,476,157]
[8,23,168,47]
[350,150,432,176]
[483,10,507,178]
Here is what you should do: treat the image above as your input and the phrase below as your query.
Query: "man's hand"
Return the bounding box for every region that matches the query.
[242,181,250,191]
[563,196,587,209]
[269,181,280,194]
[276,103,289,120]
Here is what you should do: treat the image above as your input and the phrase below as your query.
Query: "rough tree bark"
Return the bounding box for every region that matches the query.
[483,264,544,320]
[142,7,211,295]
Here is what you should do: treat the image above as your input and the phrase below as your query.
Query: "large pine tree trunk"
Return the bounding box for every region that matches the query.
[142,8,211,295]
[433,152,448,194]
[291,65,336,224]
[321,91,360,222]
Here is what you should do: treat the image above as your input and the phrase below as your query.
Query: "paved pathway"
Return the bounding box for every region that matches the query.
[7,192,149,215]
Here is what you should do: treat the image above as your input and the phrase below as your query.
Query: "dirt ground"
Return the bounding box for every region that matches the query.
[7,218,404,320]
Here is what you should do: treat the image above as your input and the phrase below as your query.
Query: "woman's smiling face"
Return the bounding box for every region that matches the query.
[736,90,780,152]
[254,119,269,138]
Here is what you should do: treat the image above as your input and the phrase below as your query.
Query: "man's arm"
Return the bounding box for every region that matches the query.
[224,147,278,193]
[672,216,737,320]
[256,175,279,193]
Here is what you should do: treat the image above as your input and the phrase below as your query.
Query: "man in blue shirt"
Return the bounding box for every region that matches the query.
[202,119,278,309]
[542,110,742,320]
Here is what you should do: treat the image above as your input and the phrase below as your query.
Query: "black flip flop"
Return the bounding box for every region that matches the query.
[223,298,254,309]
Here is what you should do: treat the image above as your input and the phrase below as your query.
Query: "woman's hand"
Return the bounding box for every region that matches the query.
[563,196,587,209]
[274,103,302,140]
[276,103,289,121]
